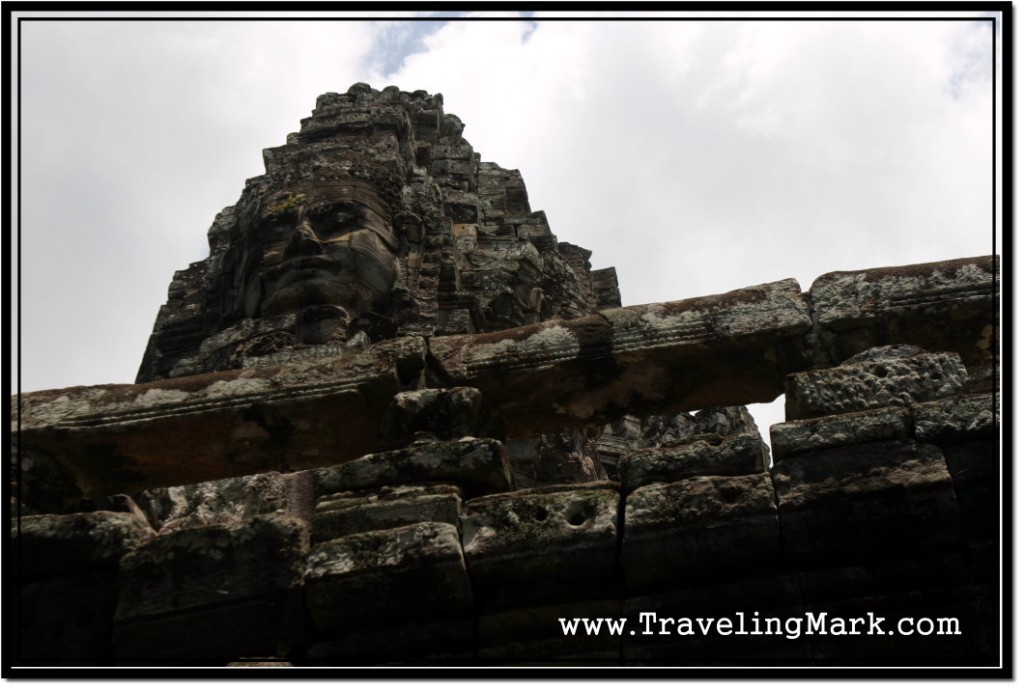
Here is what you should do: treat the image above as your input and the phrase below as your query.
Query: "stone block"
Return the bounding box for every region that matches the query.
[770,406,912,460]
[314,438,511,498]
[516,223,553,242]
[413,108,439,139]
[619,432,768,492]
[113,515,308,660]
[785,347,967,420]
[444,200,479,224]
[808,255,996,366]
[117,591,307,662]
[591,267,622,310]
[115,514,309,615]
[80,493,153,527]
[940,437,998,542]
[912,393,996,443]
[132,470,292,533]
[430,158,475,178]
[648,406,760,441]
[14,511,154,581]
[771,440,961,566]
[451,223,477,239]
[12,444,83,514]
[505,186,530,214]
[304,521,472,631]
[461,485,619,608]
[442,308,473,335]
[430,140,474,160]
[16,571,120,662]
[379,386,502,446]
[312,484,461,543]
[622,474,780,592]
[505,429,606,489]
[13,511,153,662]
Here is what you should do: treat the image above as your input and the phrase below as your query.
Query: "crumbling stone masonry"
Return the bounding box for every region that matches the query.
[12,84,1000,667]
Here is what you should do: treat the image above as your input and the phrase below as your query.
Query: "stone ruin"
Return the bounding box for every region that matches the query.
[12,83,1001,668]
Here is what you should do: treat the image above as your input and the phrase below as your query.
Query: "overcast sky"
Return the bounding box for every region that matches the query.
[12,10,1001,439]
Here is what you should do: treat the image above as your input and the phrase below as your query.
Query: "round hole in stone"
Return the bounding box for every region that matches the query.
[566,503,592,527]
[718,484,742,504]
[534,506,549,521]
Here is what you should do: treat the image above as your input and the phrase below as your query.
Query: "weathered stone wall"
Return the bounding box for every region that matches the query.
[15,255,995,507]
[12,255,999,666]
[13,357,997,663]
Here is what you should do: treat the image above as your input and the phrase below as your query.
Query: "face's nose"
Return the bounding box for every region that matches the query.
[282,218,324,260]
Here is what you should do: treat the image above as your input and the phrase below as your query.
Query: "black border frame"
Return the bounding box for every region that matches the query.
[4,3,1013,680]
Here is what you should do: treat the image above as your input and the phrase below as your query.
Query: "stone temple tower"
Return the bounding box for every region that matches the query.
[136,82,621,383]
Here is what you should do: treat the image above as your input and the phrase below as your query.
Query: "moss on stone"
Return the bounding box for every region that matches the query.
[265,193,308,218]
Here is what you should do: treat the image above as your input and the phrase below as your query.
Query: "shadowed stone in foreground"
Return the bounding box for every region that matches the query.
[304,521,473,631]
[622,474,781,592]
[461,484,620,609]
[771,440,962,566]
[113,515,309,660]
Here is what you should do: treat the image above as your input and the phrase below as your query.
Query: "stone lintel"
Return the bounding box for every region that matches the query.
[432,279,812,437]
[15,338,426,502]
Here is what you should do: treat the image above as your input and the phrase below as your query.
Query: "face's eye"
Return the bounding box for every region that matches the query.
[309,205,363,239]
[251,216,295,247]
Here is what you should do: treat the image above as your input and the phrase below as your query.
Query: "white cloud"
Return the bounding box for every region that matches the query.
[375,19,993,307]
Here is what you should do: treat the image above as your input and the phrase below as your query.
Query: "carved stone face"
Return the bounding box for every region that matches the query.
[239,180,398,320]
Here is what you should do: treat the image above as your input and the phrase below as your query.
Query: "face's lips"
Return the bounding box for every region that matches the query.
[259,268,361,318]
[262,254,340,282]
[271,268,335,292]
